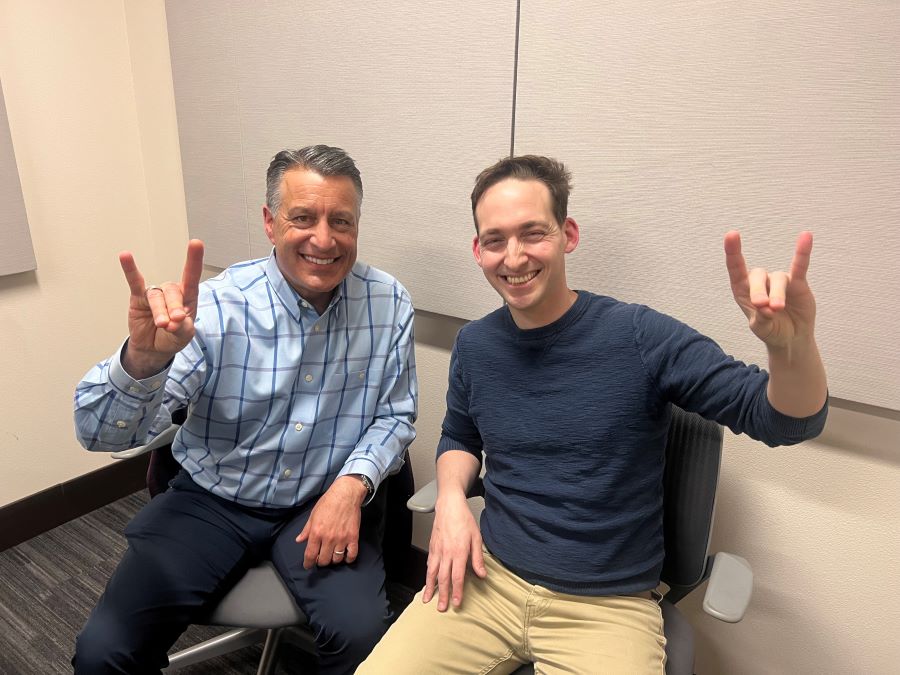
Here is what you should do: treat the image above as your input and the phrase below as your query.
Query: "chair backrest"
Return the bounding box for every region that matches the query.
[660,406,724,596]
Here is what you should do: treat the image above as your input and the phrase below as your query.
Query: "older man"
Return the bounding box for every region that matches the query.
[73,145,417,674]
[360,155,827,673]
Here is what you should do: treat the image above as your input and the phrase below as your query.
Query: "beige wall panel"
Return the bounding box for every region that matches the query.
[167,0,514,319]
[0,82,35,275]
[0,0,187,507]
[689,409,900,674]
[516,0,900,410]
[166,1,249,267]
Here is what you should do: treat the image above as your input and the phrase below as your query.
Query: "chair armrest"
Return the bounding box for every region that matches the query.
[406,477,486,514]
[702,552,753,623]
[406,479,438,513]
[110,423,180,460]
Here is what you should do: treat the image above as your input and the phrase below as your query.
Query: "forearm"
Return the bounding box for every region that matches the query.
[766,336,828,417]
[74,348,170,451]
[436,450,481,504]
[341,413,415,490]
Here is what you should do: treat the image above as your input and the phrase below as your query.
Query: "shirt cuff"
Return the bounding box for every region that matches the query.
[338,458,382,506]
[108,339,171,400]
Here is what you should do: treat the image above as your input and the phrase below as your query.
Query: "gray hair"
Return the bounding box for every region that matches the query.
[265,145,363,215]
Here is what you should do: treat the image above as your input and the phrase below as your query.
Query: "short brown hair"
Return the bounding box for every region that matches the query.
[470,155,572,231]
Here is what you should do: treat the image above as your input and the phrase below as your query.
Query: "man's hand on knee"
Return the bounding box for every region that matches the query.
[423,492,487,612]
[296,476,367,569]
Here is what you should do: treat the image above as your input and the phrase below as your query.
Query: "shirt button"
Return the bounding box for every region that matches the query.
[295,422,303,431]
[283,469,292,478]
[304,374,313,383]
[314,324,321,332]
[128,386,139,393]
[115,420,127,429]
[301,301,309,309]
[358,371,365,379]
[149,381,161,390]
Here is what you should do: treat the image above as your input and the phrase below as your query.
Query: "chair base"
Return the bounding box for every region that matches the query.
[165,627,283,675]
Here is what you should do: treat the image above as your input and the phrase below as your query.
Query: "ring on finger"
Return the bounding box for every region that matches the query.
[333,549,346,557]
[145,285,163,294]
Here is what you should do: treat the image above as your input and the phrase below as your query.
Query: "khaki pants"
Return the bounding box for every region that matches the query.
[358,548,666,674]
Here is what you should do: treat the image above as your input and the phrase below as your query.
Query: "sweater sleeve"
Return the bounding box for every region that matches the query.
[633,305,827,446]
[436,336,484,463]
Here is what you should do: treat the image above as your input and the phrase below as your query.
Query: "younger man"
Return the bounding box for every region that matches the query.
[360,155,826,673]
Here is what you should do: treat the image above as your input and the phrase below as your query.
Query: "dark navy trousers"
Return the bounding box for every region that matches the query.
[73,472,391,674]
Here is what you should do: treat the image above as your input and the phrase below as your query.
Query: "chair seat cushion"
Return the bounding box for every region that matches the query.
[207,561,307,629]
[661,599,694,675]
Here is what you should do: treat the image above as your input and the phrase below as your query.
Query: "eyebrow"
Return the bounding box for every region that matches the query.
[285,207,357,221]
[479,220,549,237]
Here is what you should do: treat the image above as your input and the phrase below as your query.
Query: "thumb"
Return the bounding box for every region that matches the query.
[296,521,310,543]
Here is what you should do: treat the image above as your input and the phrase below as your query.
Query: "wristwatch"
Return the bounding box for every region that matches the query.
[351,473,375,499]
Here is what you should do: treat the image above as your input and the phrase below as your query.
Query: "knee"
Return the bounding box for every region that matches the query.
[316,605,391,667]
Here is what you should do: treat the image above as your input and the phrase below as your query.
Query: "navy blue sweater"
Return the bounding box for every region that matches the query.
[437,291,827,595]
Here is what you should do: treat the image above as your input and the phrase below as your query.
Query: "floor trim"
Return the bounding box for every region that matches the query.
[0,455,149,552]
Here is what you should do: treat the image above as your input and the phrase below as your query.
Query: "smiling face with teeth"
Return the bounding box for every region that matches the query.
[264,168,360,313]
[473,178,580,329]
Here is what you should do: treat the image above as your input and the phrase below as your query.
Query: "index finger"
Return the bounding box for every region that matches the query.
[789,231,813,282]
[118,251,147,298]
[723,230,749,289]
[180,239,205,311]
[303,533,321,569]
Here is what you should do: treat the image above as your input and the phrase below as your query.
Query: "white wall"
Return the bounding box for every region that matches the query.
[0,1,896,673]
[0,0,188,506]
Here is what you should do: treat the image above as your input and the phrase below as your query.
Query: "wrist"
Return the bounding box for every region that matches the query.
[122,343,171,380]
[344,473,374,504]
[436,488,469,511]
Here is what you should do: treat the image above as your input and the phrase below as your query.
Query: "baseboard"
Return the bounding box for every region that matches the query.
[0,454,150,552]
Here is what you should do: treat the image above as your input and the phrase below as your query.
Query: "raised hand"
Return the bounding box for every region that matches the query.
[119,239,205,378]
[724,231,817,350]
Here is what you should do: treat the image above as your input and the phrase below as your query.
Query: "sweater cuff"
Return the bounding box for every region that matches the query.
[761,393,829,445]
[436,434,482,464]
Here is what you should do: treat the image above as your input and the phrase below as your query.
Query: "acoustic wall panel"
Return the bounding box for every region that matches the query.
[0,81,36,276]
[166,3,253,268]
[515,1,900,410]
[167,0,515,320]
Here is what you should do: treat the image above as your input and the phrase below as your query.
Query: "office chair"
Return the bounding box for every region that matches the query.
[407,405,753,675]
[112,409,416,674]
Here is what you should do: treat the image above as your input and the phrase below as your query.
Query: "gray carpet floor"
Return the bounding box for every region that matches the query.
[0,490,332,674]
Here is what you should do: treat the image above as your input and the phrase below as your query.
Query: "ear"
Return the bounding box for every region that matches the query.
[263,205,277,245]
[472,234,484,268]
[563,217,580,254]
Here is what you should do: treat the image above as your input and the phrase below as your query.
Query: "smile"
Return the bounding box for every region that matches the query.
[302,254,337,265]
[502,270,539,286]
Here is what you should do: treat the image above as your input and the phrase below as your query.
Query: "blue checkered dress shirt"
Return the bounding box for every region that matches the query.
[75,254,417,508]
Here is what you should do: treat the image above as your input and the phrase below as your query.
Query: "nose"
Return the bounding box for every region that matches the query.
[309,217,335,251]
[504,237,527,270]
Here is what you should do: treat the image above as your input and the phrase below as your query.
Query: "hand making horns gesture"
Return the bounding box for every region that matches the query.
[724,230,817,349]
[118,239,205,376]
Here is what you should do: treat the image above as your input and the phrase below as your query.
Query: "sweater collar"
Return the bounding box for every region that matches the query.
[503,290,590,341]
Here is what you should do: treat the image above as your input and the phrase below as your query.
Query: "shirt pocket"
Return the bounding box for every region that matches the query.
[328,367,384,394]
